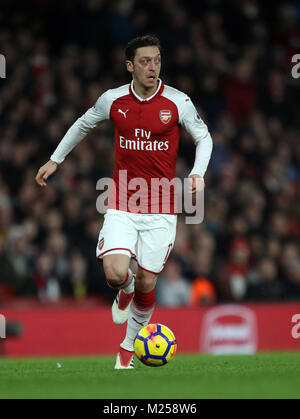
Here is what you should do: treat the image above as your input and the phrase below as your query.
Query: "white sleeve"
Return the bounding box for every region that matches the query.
[50,91,111,164]
[179,98,213,178]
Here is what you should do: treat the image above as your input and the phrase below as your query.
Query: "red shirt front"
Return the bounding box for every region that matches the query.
[109,81,180,213]
[50,79,213,214]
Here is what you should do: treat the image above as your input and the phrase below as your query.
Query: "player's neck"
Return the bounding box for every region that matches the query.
[132,79,159,100]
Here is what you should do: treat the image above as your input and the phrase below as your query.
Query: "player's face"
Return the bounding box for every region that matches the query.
[126,46,161,91]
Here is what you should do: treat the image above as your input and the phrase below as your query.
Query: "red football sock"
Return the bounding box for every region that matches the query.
[133,288,155,310]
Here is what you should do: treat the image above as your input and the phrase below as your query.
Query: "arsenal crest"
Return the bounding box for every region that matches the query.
[160,110,172,124]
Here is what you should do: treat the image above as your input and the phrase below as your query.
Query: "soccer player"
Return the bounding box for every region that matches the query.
[35,35,213,369]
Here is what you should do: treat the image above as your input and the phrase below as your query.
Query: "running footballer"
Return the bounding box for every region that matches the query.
[35,35,213,369]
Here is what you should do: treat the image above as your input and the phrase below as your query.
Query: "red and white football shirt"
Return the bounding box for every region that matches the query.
[50,79,213,214]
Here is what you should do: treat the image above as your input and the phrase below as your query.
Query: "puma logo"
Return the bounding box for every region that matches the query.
[132,317,145,327]
[118,108,129,118]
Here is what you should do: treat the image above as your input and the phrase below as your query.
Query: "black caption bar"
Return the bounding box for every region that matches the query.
[4,399,208,417]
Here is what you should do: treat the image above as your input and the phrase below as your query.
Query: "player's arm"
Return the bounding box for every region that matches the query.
[179,98,213,193]
[35,92,110,187]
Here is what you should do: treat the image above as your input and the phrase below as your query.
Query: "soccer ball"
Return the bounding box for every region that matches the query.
[134,323,177,367]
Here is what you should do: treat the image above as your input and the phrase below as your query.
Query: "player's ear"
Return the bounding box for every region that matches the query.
[125,60,134,74]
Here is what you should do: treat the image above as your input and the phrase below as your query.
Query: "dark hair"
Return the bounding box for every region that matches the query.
[125,35,161,61]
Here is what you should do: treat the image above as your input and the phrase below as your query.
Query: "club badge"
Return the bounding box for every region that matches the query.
[160,110,172,124]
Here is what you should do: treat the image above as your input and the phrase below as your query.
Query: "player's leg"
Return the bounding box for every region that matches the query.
[96,210,138,325]
[115,268,157,369]
[121,268,157,350]
[114,213,177,369]
[103,254,135,325]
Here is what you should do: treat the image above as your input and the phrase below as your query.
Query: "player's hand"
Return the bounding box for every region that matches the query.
[35,160,58,187]
[188,174,205,194]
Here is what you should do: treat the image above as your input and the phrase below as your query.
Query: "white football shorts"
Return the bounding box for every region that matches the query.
[96,209,177,274]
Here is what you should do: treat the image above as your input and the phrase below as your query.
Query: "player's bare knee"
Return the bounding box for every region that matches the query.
[104,266,127,288]
[103,254,130,287]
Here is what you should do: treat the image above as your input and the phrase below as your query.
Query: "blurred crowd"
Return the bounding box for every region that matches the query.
[0,0,300,306]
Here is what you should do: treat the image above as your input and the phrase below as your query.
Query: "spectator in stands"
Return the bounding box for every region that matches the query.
[284,260,300,301]
[69,250,88,299]
[216,237,251,302]
[34,253,60,301]
[6,226,35,294]
[224,58,257,125]
[156,257,190,307]
[189,277,216,307]
[246,256,284,301]
[0,234,19,300]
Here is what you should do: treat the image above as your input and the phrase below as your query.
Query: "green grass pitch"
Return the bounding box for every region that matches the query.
[0,352,300,399]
